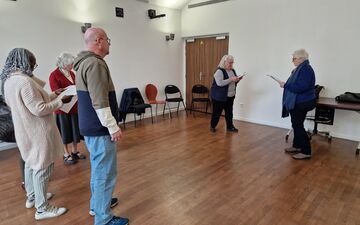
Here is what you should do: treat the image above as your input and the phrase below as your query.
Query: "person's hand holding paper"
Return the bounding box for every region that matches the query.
[58,85,77,113]
[266,74,285,88]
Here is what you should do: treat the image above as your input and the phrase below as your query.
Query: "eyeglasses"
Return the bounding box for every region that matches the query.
[98,37,111,45]
[292,57,297,61]
[106,37,111,45]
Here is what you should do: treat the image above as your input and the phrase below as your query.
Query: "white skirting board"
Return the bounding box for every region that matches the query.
[0,141,17,151]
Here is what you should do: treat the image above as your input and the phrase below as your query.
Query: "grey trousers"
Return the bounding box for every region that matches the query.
[24,162,54,212]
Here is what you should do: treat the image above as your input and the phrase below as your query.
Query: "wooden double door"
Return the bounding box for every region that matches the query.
[185,36,229,113]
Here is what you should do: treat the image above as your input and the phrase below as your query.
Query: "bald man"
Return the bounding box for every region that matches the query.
[74,27,129,225]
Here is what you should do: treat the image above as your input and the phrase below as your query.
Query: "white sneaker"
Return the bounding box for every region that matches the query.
[35,205,67,220]
[292,153,311,160]
[26,192,54,209]
[89,210,95,216]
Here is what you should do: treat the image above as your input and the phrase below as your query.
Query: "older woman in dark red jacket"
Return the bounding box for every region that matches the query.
[49,52,86,165]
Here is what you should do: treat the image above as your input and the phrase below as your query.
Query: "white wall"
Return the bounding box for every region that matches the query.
[182,0,360,141]
[0,0,183,116]
[1,0,359,142]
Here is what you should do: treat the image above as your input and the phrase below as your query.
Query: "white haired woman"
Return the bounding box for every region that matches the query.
[49,52,86,165]
[210,55,244,133]
[1,48,69,220]
[279,49,316,160]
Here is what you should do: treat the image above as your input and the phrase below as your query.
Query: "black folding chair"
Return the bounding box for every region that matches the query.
[190,84,210,117]
[119,88,153,128]
[163,84,187,119]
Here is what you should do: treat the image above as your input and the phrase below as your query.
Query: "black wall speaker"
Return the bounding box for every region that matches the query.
[115,7,124,18]
[148,9,156,18]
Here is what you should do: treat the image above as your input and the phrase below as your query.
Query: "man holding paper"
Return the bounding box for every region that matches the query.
[275,49,316,160]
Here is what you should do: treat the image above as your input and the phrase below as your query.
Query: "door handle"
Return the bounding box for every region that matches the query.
[199,72,202,81]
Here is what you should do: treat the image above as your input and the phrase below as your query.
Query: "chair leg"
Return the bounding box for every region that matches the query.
[134,113,136,127]
[168,102,172,119]
[123,118,126,129]
[150,107,154,124]
[177,102,180,115]
[163,102,166,118]
[190,101,193,114]
[285,129,292,142]
[155,104,158,117]
[165,102,172,119]
[182,101,187,116]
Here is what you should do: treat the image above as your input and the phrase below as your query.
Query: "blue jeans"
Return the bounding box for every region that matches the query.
[85,135,117,225]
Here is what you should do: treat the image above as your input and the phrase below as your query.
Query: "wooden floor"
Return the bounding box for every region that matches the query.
[1,112,360,225]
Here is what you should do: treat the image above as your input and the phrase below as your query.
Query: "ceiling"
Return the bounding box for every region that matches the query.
[138,0,192,10]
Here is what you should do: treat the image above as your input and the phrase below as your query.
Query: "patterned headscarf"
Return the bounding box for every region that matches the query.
[0,48,35,93]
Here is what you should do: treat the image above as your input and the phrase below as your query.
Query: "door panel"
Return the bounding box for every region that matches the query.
[186,36,229,113]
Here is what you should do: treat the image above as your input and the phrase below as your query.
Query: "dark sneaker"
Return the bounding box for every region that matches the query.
[106,216,129,225]
[63,155,77,165]
[210,127,216,133]
[292,153,311,160]
[71,151,86,160]
[227,127,238,132]
[284,147,301,153]
[89,198,119,216]
[110,198,118,208]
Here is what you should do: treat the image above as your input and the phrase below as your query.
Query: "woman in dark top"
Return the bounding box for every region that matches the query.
[210,55,244,133]
[279,49,316,160]
[49,53,86,164]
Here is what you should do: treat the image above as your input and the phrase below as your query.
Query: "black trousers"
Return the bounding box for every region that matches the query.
[210,96,235,129]
[290,99,316,155]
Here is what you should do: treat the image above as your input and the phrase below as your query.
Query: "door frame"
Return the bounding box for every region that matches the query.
[183,33,230,112]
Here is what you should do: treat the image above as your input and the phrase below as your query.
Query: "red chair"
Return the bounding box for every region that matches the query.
[145,84,165,116]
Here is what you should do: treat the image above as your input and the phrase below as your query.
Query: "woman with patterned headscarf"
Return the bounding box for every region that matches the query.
[0,48,70,220]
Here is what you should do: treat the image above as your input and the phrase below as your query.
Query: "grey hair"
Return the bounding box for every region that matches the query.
[292,49,309,60]
[56,52,75,69]
[218,55,234,68]
[0,48,35,93]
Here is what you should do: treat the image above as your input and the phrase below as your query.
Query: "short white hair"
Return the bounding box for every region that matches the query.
[218,55,234,68]
[292,49,309,60]
[56,52,75,69]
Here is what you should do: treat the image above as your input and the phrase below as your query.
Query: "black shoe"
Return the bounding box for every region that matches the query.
[71,151,86,160]
[227,127,238,132]
[110,198,118,208]
[63,155,77,165]
[106,216,129,225]
[210,127,216,133]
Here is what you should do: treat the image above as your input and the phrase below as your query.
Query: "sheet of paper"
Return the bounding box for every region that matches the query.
[59,95,78,113]
[266,74,281,83]
[58,85,77,113]
[62,85,77,96]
